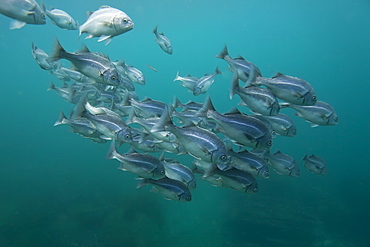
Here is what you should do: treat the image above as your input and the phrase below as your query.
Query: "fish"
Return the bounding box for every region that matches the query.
[107,142,166,179]
[49,39,121,86]
[255,72,317,106]
[280,101,338,127]
[152,107,232,166]
[163,158,197,190]
[214,168,259,193]
[173,72,198,92]
[52,66,94,83]
[228,149,270,179]
[193,67,221,96]
[302,154,327,175]
[31,42,59,70]
[197,96,273,150]
[152,25,173,54]
[216,45,261,86]
[262,113,297,137]
[146,64,157,72]
[47,82,78,104]
[42,4,78,30]
[79,5,134,45]
[116,61,145,85]
[130,97,167,118]
[230,76,280,116]
[265,150,300,177]
[137,177,192,202]
[0,0,46,29]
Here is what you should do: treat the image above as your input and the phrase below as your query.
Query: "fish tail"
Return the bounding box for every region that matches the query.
[216,44,229,59]
[215,66,222,75]
[301,153,308,161]
[136,178,148,189]
[49,38,66,62]
[230,74,240,99]
[173,71,181,82]
[71,93,88,119]
[152,25,158,34]
[47,82,56,91]
[106,139,119,160]
[196,95,215,117]
[172,95,182,108]
[151,106,171,133]
[54,111,68,126]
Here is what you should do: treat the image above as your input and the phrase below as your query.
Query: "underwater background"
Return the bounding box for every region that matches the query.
[0,0,369,246]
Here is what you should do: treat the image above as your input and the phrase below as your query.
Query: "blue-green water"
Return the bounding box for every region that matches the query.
[0,0,369,246]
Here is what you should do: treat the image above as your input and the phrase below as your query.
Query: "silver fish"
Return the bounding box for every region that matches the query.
[130,97,167,118]
[42,4,77,30]
[193,67,221,96]
[50,39,121,86]
[79,5,134,45]
[281,101,338,127]
[263,113,297,137]
[31,42,59,70]
[163,159,196,190]
[214,168,259,193]
[230,76,280,116]
[137,178,192,202]
[152,107,231,166]
[173,72,198,92]
[0,0,46,29]
[107,142,166,179]
[265,150,300,177]
[228,149,270,179]
[216,45,261,86]
[116,61,145,85]
[302,154,327,175]
[153,25,173,55]
[255,72,317,106]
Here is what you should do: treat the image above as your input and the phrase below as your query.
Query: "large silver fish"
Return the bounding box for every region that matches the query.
[137,178,192,202]
[0,0,46,29]
[281,101,338,127]
[153,25,173,55]
[255,72,317,106]
[50,39,121,86]
[79,5,134,45]
[42,4,78,30]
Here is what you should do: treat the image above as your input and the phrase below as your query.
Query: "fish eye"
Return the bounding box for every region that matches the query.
[111,76,116,80]
[253,187,258,193]
[186,196,191,201]
[124,134,131,139]
[160,170,165,175]
[296,170,300,176]
[41,13,46,19]
[312,95,317,100]
[220,155,227,161]
[267,141,272,146]
[265,171,270,177]
[123,19,128,23]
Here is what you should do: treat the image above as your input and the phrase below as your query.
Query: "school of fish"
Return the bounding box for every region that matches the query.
[1,1,338,202]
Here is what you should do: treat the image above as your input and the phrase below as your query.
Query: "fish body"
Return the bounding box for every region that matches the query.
[50,39,121,86]
[229,149,270,179]
[153,25,173,54]
[0,0,46,29]
[231,77,280,116]
[79,5,134,45]
[130,97,167,118]
[107,143,165,179]
[255,73,317,105]
[31,42,59,70]
[163,159,197,189]
[116,62,145,85]
[42,4,77,30]
[216,45,261,86]
[193,67,221,96]
[137,178,192,202]
[214,168,258,193]
[173,72,198,91]
[263,113,297,137]
[302,154,327,175]
[265,150,300,177]
[281,101,338,127]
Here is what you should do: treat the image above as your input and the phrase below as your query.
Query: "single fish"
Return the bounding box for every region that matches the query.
[302,154,327,175]
[79,5,134,45]
[255,72,317,106]
[216,45,261,86]
[130,97,167,118]
[153,25,173,54]
[0,0,46,29]
[116,61,145,85]
[146,64,157,72]
[42,4,78,30]
[214,168,259,193]
[163,158,197,190]
[265,150,300,177]
[107,142,166,179]
[31,42,59,70]
[280,101,338,127]
[173,71,198,92]
[193,67,221,96]
[228,149,270,179]
[137,177,192,202]
[50,39,121,86]
[263,113,297,137]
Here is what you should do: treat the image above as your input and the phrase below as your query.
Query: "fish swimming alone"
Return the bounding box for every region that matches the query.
[153,25,173,54]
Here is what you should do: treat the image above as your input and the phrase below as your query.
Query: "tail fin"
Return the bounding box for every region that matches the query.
[151,106,171,133]
[54,111,68,126]
[49,38,66,62]
[216,45,229,60]
[106,139,120,160]
[195,95,215,118]
[229,74,240,99]
[215,67,222,75]
[47,82,56,91]
[152,25,158,34]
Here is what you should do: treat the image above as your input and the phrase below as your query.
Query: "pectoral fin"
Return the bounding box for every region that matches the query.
[9,19,26,29]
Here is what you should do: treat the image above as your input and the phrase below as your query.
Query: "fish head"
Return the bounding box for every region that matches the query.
[246,182,259,193]
[289,165,301,177]
[102,68,121,86]
[303,91,317,106]
[258,167,270,179]
[327,114,339,125]
[33,6,47,24]
[212,151,232,166]
[179,191,192,202]
[153,166,166,179]
[113,13,134,33]
[116,128,132,143]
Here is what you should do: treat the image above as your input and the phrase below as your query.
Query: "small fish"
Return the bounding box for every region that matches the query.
[42,4,78,30]
[146,64,157,72]
[130,97,167,118]
[31,42,59,70]
[50,39,121,86]
[302,154,327,175]
[163,158,197,190]
[263,113,297,137]
[137,178,192,202]
[216,45,261,86]
[214,168,259,193]
[265,150,300,177]
[0,0,46,29]
[193,67,221,96]
[153,25,173,54]
[281,101,338,127]
[116,61,145,85]
[228,149,270,179]
[107,142,166,179]
[173,72,198,92]
[255,72,317,106]
[79,5,134,45]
